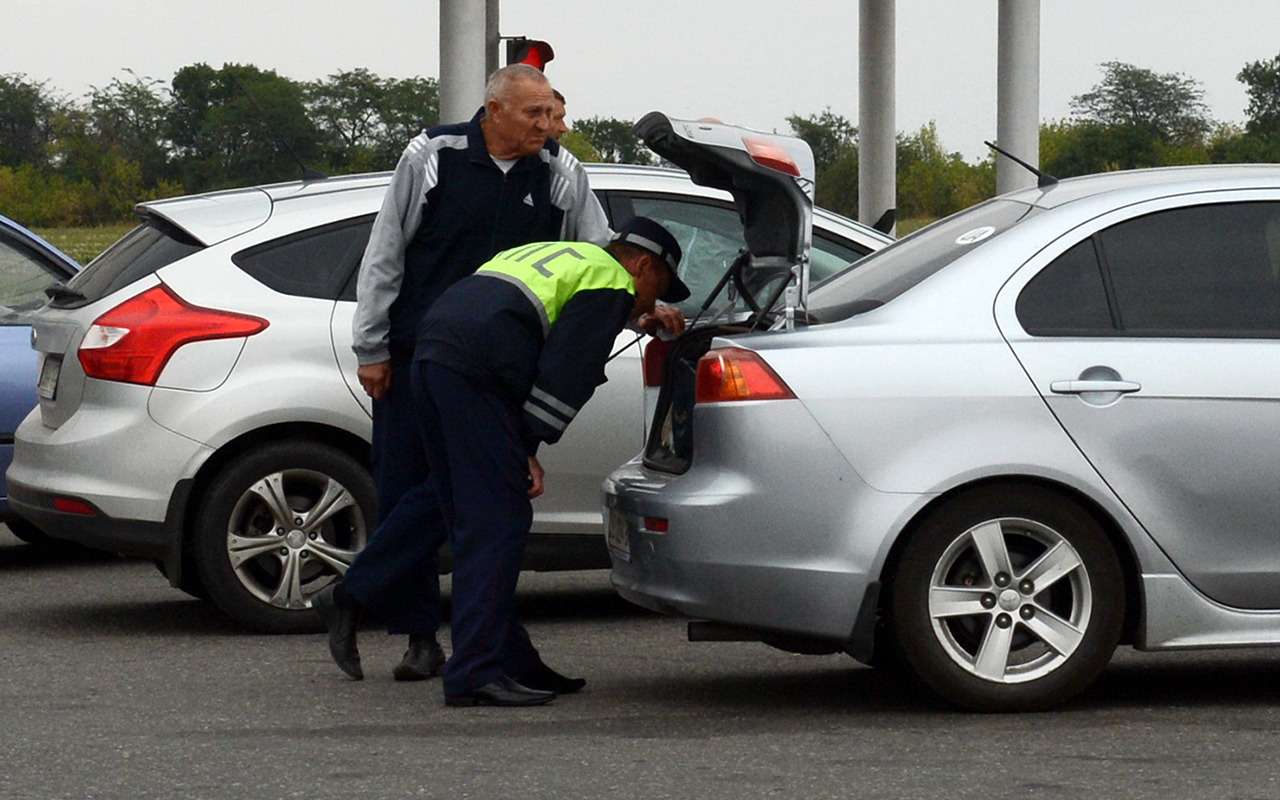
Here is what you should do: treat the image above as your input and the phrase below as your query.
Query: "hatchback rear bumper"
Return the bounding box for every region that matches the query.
[7,478,192,562]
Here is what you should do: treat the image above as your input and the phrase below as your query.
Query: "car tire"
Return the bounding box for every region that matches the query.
[888,484,1124,712]
[192,440,374,634]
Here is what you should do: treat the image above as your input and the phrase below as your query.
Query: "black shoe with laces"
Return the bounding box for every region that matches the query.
[393,635,446,682]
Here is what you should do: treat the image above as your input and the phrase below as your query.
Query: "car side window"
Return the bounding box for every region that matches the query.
[1016,239,1115,336]
[811,232,871,285]
[1098,202,1280,337]
[0,234,61,317]
[235,217,374,301]
[623,196,745,316]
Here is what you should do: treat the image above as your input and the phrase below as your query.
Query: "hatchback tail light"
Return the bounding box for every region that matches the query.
[78,284,268,386]
[695,347,795,403]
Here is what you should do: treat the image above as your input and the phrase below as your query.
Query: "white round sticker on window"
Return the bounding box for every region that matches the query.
[955,226,996,245]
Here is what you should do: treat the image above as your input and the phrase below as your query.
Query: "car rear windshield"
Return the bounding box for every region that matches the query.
[807,200,1038,322]
[58,219,203,308]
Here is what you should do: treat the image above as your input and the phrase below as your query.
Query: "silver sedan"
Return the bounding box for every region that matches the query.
[606,164,1280,711]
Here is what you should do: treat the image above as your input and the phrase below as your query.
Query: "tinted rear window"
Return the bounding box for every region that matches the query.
[808,200,1037,322]
[233,217,373,301]
[62,221,202,307]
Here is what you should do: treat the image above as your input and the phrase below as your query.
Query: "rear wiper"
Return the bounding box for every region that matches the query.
[44,282,86,305]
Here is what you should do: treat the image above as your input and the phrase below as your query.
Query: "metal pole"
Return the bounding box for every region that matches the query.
[858,0,896,234]
[485,0,500,75]
[439,0,488,124]
[996,0,1041,193]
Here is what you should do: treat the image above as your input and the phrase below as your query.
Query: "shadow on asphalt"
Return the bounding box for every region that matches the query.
[12,597,248,637]
[0,540,123,571]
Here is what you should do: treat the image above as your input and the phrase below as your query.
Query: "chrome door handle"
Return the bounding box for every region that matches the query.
[1050,380,1141,395]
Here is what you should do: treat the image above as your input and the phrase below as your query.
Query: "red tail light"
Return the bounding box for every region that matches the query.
[78,284,268,386]
[695,348,795,404]
[52,497,97,516]
[643,337,674,387]
[743,135,801,177]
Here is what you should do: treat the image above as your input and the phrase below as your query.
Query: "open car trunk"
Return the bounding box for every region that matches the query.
[633,113,816,473]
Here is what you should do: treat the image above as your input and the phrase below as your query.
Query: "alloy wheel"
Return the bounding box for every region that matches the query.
[927,517,1092,684]
[225,469,367,610]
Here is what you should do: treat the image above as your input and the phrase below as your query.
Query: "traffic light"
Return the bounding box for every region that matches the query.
[506,38,555,71]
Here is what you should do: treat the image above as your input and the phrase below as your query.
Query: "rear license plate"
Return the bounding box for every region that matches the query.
[606,507,631,562]
[37,356,61,401]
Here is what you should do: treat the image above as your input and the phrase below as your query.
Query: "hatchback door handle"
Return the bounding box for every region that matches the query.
[1049,380,1141,395]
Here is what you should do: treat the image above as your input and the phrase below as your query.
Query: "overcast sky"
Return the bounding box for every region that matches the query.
[9,0,1280,160]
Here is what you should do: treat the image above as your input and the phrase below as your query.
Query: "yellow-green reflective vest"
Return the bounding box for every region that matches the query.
[475,242,635,336]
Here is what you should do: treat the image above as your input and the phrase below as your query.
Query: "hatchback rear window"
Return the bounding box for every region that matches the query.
[60,220,202,308]
[808,200,1037,322]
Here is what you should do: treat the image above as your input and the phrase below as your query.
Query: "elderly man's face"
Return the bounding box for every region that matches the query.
[486,77,555,157]
[551,99,569,141]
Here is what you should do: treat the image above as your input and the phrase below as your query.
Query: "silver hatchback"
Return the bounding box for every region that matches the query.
[606,157,1280,711]
[7,162,887,633]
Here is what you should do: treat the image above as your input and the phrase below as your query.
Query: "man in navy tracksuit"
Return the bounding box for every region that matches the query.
[379,216,688,706]
[317,63,611,682]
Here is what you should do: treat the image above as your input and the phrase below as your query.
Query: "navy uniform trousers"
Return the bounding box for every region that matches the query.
[341,353,440,636]
[355,358,542,695]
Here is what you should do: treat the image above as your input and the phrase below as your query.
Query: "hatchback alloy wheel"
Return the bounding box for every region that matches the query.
[890,485,1124,712]
[193,440,376,633]
[226,468,366,611]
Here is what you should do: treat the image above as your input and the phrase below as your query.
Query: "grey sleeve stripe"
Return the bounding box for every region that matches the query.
[530,386,578,419]
[352,143,437,361]
[474,272,550,336]
[523,401,568,431]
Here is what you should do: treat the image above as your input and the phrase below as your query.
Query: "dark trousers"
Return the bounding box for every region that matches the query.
[342,354,441,636]
[412,360,541,696]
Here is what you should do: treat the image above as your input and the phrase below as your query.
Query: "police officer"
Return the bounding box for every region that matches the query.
[315,63,611,682]
[412,216,688,706]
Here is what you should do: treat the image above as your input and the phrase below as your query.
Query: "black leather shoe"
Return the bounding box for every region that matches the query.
[517,662,587,695]
[445,675,556,707]
[312,584,363,680]
[392,635,446,682]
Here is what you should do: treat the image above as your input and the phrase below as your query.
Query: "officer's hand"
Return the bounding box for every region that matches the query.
[527,456,545,499]
[639,305,686,337]
[358,361,392,400]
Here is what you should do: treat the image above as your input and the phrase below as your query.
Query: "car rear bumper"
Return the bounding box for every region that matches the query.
[603,400,920,642]
[8,384,212,565]
[10,388,211,524]
[7,478,193,563]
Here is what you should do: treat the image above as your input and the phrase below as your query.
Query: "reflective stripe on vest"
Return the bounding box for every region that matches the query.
[475,242,635,335]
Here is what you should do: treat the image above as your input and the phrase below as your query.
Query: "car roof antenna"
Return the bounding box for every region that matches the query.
[983,140,1057,188]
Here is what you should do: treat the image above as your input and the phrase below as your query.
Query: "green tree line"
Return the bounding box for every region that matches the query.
[2,55,1279,229]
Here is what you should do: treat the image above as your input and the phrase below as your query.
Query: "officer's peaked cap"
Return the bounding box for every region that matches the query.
[611,216,690,303]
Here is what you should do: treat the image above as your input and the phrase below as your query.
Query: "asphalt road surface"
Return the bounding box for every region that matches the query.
[3,523,1280,800]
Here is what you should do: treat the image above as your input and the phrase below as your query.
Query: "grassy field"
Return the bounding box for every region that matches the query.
[32,223,134,264]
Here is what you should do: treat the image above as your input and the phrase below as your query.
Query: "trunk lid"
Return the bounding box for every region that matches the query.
[634,112,816,321]
[633,114,815,472]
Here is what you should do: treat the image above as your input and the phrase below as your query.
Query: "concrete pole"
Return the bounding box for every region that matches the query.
[485,0,500,76]
[996,0,1041,193]
[439,0,488,124]
[858,0,896,234]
